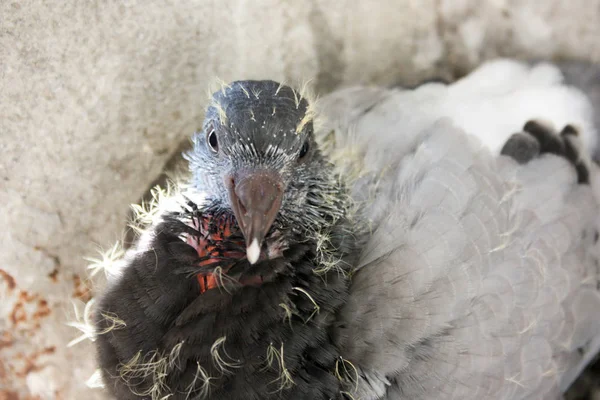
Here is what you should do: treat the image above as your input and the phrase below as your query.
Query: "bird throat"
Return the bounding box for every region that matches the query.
[186,214,270,293]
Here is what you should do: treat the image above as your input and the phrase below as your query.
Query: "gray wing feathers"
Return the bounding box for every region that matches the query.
[329,118,600,399]
[318,59,600,399]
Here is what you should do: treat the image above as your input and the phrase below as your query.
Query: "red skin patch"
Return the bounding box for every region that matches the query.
[188,216,255,293]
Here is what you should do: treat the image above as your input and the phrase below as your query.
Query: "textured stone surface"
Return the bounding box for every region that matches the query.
[2,0,600,398]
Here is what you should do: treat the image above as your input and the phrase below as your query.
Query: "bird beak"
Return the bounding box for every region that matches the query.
[226,169,284,264]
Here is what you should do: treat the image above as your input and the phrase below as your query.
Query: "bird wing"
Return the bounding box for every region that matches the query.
[318,59,600,400]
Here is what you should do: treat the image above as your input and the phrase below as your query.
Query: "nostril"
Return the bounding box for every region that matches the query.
[224,174,236,190]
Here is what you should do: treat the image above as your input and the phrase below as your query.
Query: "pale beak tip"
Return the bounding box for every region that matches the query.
[246,239,261,265]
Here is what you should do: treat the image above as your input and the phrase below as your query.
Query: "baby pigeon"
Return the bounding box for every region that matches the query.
[90,59,600,400]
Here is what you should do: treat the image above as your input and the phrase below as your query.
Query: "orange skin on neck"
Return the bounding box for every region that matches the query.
[188,217,262,293]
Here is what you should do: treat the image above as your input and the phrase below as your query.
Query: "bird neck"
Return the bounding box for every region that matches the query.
[155,208,356,398]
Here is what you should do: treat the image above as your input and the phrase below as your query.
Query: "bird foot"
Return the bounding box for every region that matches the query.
[501,120,590,184]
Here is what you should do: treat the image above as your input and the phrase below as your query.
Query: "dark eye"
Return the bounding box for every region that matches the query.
[298,141,309,159]
[206,128,218,153]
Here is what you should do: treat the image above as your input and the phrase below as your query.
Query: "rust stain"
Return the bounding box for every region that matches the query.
[0,358,6,381]
[9,303,26,326]
[18,291,37,303]
[8,289,50,328]
[72,274,92,302]
[0,390,20,400]
[15,346,56,378]
[32,300,51,320]
[0,379,44,400]
[1,271,61,398]
[19,358,42,377]
[47,269,59,282]
[0,331,13,350]
[0,393,43,400]
[0,269,16,290]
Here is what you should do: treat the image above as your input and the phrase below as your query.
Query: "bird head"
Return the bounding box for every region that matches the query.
[185,80,345,264]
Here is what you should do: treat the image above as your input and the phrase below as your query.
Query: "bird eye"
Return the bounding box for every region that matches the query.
[206,128,218,153]
[298,141,309,159]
